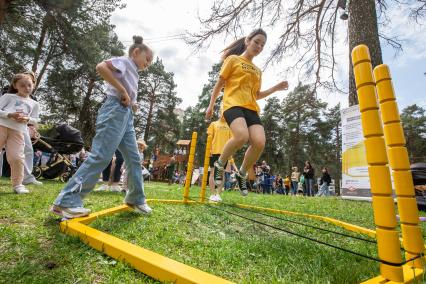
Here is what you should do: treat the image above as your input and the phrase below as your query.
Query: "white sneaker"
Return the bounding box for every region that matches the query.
[49,205,91,219]
[216,194,222,202]
[209,195,217,202]
[13,185,29,194]
[127,203,152,214]
[109,185,122,192]
[94,184,109,191]
[23,180,43,186]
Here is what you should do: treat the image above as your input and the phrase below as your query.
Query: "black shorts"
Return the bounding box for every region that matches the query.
[223,106,262,127]
[209,154,228,168]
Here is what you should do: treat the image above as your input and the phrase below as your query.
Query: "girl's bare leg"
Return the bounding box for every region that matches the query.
[240,124,265,174]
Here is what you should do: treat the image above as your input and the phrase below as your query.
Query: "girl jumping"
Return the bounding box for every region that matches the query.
[51,35,153,219]
[205,28,289,196]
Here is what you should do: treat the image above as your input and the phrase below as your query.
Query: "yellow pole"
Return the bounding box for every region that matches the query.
[351,45,403,282]
[200,134,212,202]
[374,64,425,269]
[183,132,197,203]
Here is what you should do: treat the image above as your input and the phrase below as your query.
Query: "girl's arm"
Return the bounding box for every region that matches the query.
[28,102,40,125]
[96,62,130,107]
[257,81,289,100]
[205,77,225,120]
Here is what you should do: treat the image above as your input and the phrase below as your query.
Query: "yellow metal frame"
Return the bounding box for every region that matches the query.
[61,198,393,284]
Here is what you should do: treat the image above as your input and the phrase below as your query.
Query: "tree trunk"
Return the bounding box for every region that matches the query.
[144,97,155,141]
[32,12,51,73]
[348,0,382,106]
[0,0,11,26]
[78,79,95,142]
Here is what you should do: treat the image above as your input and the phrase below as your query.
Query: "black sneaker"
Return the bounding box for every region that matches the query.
[236,172,248,196]
[213,161,224,186]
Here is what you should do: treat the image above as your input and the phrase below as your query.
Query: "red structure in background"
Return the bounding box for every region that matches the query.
[151,140,191,181]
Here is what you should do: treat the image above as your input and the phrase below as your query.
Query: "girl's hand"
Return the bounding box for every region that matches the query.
[205,105,213,120]
[274,81,289,91]
[7,112,22,121]
[120,90,131,107]
[16,115,29,123]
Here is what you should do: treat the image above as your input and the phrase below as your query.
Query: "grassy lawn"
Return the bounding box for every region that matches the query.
[1,177,425,283]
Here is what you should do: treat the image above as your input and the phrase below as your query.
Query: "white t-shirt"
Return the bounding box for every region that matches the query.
[106,56,139,105]
[0,93,40,133]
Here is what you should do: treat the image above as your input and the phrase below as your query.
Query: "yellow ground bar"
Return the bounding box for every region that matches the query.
[60,202,233,284]
[59,199,424,283]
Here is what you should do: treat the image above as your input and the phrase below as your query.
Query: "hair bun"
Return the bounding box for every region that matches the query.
[133,35,143,44]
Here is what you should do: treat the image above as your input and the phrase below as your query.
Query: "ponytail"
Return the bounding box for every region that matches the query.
[128,35,150,56]
[221,28,267,60]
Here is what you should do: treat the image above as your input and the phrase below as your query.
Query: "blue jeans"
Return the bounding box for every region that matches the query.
[305,178,314,196]
[54,97,146,208]
[291,181,298,195]
[316,182,329,196]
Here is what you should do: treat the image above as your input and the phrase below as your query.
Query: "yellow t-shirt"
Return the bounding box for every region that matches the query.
[219,55,262,113]
[207,119,232,154]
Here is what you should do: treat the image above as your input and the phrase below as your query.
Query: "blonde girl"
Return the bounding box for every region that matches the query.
[0,73,40,193]
[51,36,154,219]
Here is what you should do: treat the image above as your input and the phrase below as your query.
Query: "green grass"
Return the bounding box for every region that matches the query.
[1,177,425,283]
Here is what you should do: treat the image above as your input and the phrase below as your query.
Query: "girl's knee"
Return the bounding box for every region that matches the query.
[251,137,265,150]
[234,133,249,146]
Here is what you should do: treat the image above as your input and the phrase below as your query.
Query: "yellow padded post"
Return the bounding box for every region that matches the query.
[361,110,383,137]
[183,132,197,203]
[351,45,403,282]
[383,124,405,146]
[374,63,425,270]
[358,85,378,112]
[364,137,387,164]
[199,134,212,202]
[368,166,392,195]
[371,196,398,228]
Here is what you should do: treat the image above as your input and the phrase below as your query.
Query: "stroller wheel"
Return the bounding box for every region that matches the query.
[60,173,70,183]
[33,166,42,179]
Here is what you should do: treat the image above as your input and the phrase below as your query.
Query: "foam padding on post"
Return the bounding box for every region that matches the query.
[393,171,415,196]
[357,85,379,112]
[383,124,405,146]
[401,225,424,253]
[354,62,374,88]
[387,147,410,170]
[397,198,420,224]
[368,166,392,195]
[380,101,400,123]
[364,137,388,165]
[361,110,383,137]
[371,196,398,228]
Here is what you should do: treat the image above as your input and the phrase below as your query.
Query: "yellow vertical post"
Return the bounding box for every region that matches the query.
[183,132,197,203]
[374,64,425,269]
[200,134,212,202]
[351,45,403,282]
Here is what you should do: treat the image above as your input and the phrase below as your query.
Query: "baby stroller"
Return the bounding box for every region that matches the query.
[32,124,84,182]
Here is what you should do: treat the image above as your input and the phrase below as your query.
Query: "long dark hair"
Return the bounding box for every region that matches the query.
[128,35,150,56]
[221,28,267,60]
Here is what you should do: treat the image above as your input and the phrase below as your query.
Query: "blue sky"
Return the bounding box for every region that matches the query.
[111,1,426,111]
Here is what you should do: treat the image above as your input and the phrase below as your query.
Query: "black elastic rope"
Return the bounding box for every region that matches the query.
[187,197,423,267]
[220,199,377,244]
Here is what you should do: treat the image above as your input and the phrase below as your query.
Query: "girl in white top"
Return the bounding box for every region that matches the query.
[0,73,40,193]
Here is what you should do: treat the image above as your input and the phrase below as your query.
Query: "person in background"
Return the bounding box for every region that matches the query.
[316,167,332,197]
[290,166,300,195]
[303,161,315,196]
[284,175,291,195]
